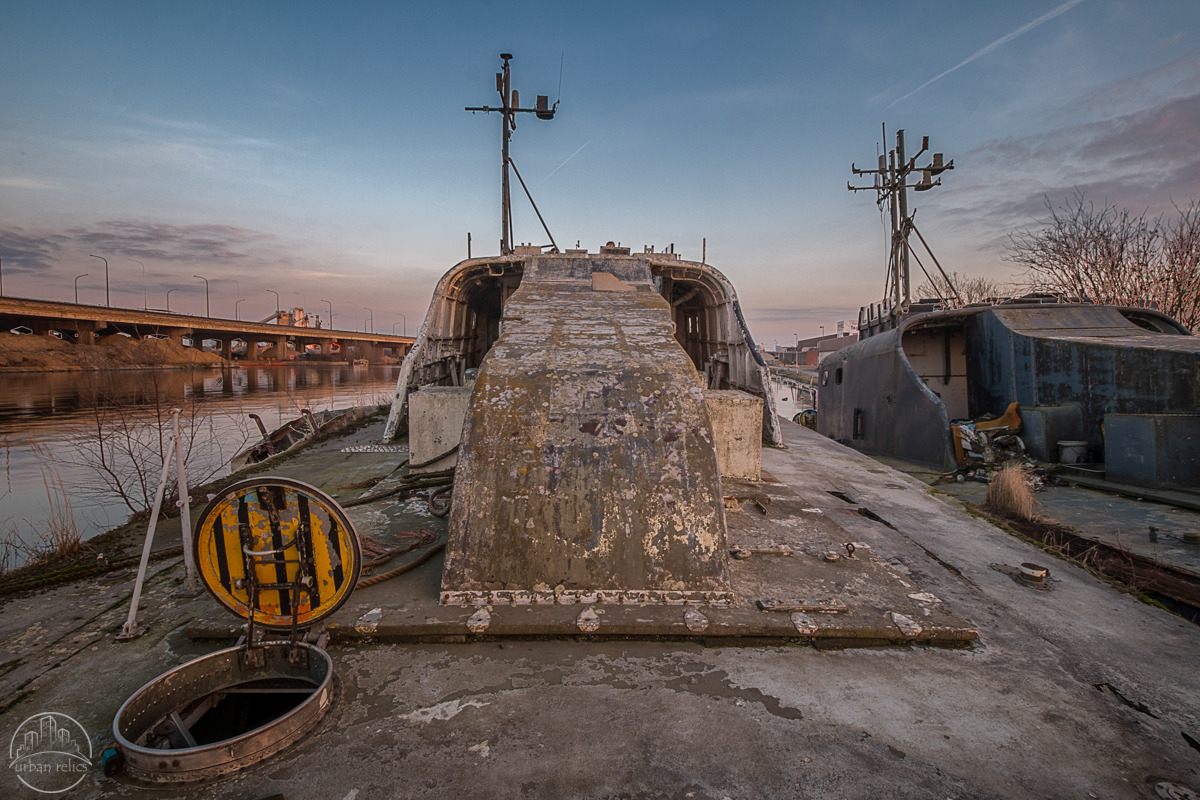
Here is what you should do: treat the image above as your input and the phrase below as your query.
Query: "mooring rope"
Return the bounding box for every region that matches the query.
[359,527,439,570]
[355,540,446,588]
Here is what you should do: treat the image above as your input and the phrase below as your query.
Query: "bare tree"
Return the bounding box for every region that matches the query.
[1161,201,1200,331]
[54,365,251,518]
[916,271,1007,308]
[1006,192,1200,331]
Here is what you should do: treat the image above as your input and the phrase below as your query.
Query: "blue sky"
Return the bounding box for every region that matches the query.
[2,1,1198,345]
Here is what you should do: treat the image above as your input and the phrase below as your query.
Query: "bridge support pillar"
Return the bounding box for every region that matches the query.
[168,328,193,348]
[74,322,97,345]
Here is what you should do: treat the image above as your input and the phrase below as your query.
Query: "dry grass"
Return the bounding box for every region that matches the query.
[984,463,1039,521]
[41,473,83,561]
[0,456,85,577]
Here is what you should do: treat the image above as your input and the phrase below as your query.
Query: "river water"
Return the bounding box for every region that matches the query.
[1,366,812,567]
[769,373,817,422]
[0,364,400,563]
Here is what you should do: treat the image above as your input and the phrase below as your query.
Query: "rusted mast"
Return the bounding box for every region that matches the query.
[849,127,955,317]
[896,130,911,308]
[887,144,901,309]
[501,54,512,254]
[466,53,557,256]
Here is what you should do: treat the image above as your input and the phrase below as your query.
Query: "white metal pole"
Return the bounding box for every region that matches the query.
[117,429,177,640]
[171,408,197,591]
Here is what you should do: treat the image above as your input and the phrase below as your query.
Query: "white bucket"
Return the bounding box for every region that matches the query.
[1057,440,1089,464]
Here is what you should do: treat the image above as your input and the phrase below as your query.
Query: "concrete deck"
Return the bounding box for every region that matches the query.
[2,420,1199,798]
[183,432,978,645]
[878,455,1200,577]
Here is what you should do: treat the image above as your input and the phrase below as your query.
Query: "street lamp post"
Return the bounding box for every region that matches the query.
[396,313,406,336]
[235,298,244,321]
[130,259,146,309]
[363,307,373,334]
[294,291,306,308]
[166,288,179,311]
[90,254,110,306]
[74,273,89,304]
[194,275,209,317]
[321,299,333,329]
[267,289,279,316]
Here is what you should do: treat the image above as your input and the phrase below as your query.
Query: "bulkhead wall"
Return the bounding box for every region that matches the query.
[385,252,780,445]
[966,306,1200,458]
[815,327,956,469]
[440,254,733,602]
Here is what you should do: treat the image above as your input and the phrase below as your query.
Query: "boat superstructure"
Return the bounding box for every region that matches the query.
[820,126,1200,484]
[383,245,781,601]
[817,301,1200,478]
[384,245,780,446]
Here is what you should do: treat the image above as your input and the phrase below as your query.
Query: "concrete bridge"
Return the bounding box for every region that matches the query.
[0,296,413,362]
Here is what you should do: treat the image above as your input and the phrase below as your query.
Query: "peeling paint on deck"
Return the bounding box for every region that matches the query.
[441,255,732,601]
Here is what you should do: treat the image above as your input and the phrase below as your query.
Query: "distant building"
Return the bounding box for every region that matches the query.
[785,323,860,367]
[273,307,312,327]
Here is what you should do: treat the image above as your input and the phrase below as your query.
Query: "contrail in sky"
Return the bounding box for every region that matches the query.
[889,0,1087,107]
[534,141,590,188]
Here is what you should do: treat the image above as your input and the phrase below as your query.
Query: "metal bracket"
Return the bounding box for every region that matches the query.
[756,597,849,613]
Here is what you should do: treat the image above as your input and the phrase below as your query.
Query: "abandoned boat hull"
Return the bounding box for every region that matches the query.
[377,246,783,603]
[231,407,368,471]
[817,302,1200,483]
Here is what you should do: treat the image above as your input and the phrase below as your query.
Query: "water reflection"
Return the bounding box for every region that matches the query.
[1,364,395,432]
[770,373,817,421]
[0,364,400,555]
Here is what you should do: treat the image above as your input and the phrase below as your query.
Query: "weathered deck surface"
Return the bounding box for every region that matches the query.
[182,415,978,645]
[442,255,731,603]
[3,420,1199,798]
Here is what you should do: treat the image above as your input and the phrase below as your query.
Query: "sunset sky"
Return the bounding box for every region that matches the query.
[2,0,1198,346]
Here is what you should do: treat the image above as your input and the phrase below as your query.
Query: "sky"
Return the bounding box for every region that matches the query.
[2,0,1199,347]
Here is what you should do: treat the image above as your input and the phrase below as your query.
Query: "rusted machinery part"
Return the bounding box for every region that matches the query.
[355,540,446,589]
[113,641,335,784]
[409,443,459,470]
[360,528,439,569]
[428,485,453,517]
[341,467,454,508]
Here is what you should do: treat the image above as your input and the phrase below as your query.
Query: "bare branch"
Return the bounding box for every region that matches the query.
[916,270,1008,308]
[1005,192,1200,331]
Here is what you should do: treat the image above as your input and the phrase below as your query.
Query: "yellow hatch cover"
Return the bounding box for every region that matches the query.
[193,478,361,630]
